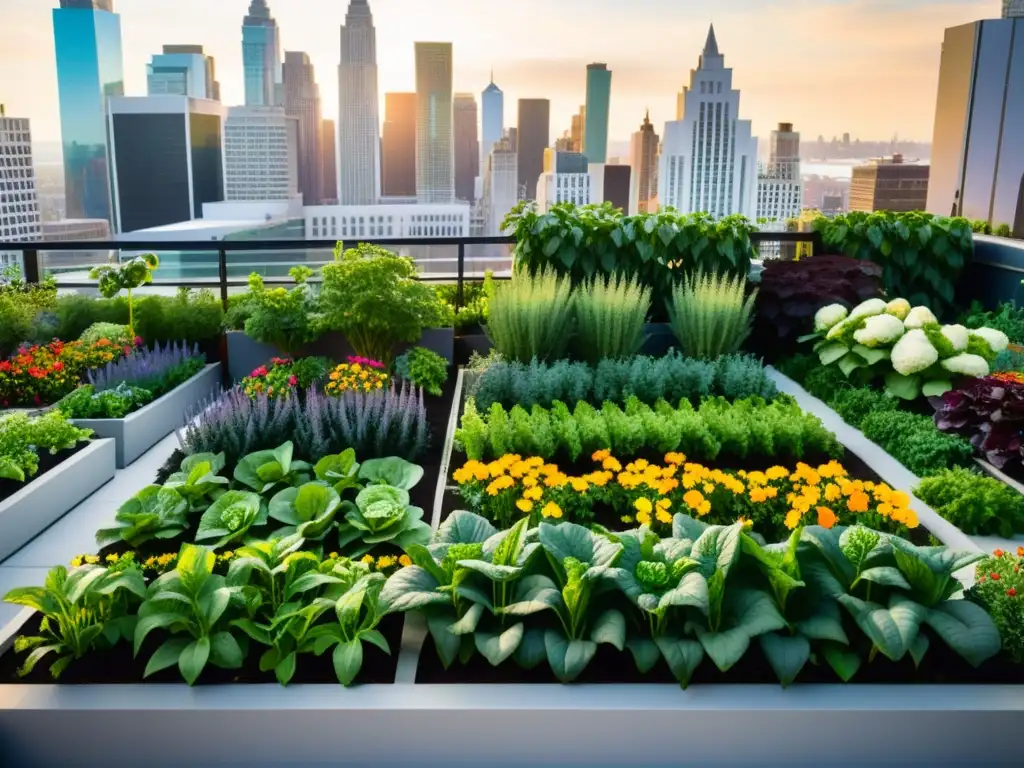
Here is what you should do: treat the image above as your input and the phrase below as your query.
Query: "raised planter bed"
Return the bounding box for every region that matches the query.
[226,330,455,383]
[71,364,222,469]
[0,439,115,562]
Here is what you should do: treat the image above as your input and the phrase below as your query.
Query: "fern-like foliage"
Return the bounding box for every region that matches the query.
[485,267,575,363]
[668,271,757,359]
[573,274,651,363]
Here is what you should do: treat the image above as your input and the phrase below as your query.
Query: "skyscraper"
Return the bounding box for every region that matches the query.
[570,107,585,153]
[928,17,1024,232]
[224,106,298,201]
[381,93,416,197]
[338,0,381,204]
[517,99,550,200]
[630,111,659,213]
[415,42,455,204]
[1004,1,1024,18]
[454,93,480,202]
[52,0,124,225]
[851,155,929,212]
[0,108,40,266]
[658,25,758,218]
[584,63,612,163]
[284,51,323,205]
[242,0,281,107]
[147,45,219,100]
[321,119,337,203]
[483,132,519,235]
[480,74,504,170]
[757,122,803,234]
[107,96,224,233]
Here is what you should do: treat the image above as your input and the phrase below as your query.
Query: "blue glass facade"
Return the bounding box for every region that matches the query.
[480,81,504,169]
[53,6,124,224]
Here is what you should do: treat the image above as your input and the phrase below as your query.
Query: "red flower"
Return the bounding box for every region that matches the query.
[1008,588,1018,597]
[53,361,64,372]
[134,336,143,346]
[991,572,1001,581]
[28,367,45,379]
[288,375,297,386]
[122,346,132,355]
[0,361,9,372]
[994,549,1005,558]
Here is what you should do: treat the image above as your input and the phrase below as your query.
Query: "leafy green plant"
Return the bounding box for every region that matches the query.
[814,211,972,319]
[485,267,575,363]
[337,483,430,557]
[434,273,493,330]
[960,301,1024,344]
[268,482,342,540]
[394,346,448,397]
[79,322,133,346]
[314,449,361,495]
[233,442,312,494]
[242,269,322,358]
[827,387,898,427]
[0,410,93,485]
[164,452,230,511]
[89,253,159,338]
[57,382,154,419]
[195,490,267,548]
[134,544,246,685]
[319,243,447,364]
[915,469,1024,538]
[573,274,650,364]
[96,486,190,548]
[358,456,424,490]
[668,270,756,360]
[0,271,57,357]
[859,409,974,477]
[3,564,145,679]
[966,548,1024,664]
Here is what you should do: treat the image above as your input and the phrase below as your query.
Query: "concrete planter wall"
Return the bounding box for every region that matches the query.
[0,439,115,562]
[226,330,456,384]
[72,364,222,469]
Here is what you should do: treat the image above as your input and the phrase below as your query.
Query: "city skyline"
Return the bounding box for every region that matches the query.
[0,0,1004,146]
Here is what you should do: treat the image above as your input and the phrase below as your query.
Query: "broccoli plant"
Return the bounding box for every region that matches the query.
[89,253,159,338]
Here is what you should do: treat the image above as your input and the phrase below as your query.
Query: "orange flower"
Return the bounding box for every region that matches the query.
[816,506,838,529]
[847,491,870,514]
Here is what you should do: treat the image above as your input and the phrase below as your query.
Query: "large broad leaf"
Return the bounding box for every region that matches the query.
[358,457,424,490]
[457,560,523,583]
[446,603,484,636]
[234,443,295,492]
[759,632,810,687]
[656,571,710,616]
[925,600,1001,668]
[794,600,848,644]
[822,641,861,682]
[691,523,742,578]
[671,514,710,541]
[333,639,364,686]
[314,449,358,487]
[885,371,921,401]
[856,566,911,590]
[178,636,211,685]
[838,354,865,378]
[694,626,749,672]
[503,575,562,616]
[655,635,704,686]
[544,630,597,683]
[403,543,448,586]
[475,622,524,666]
[627,637,662,675]
[208,631,243,670]
[851,344,889,365]
[143,637,190,678]
[817,342,850,366]
[485,518,533,568]
[922,379,953,398]
[513,627,548,669]
[269,483,341,540]
[730,589,788,638]
[427,612,461,669]
[379,566,447,612]
[434,510,497,546]
[837,593,925,661]
[539,522,622,569]
[195,491,264,548]
[176,543,215,597]
[590,609,626,650]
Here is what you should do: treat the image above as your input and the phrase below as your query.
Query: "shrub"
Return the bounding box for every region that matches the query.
[966,548,1024,664]
[89,253,159,338]
[394,346,448,396]
[485,267,575,363]
[813,211,972,319]
[0,338,135,407]
[319,243,446,364]
[859,409,974,477]
[828,387,898,427]
[0,410,93,485]
[916,468,1024,538]
[471,351,776,412]
[960,301,1024,344]
[242,268,322,358]
[434,272,493,331]
[993,347,1024,373]
[573,274,650,364]
[57,383,153,420]
[240,356,331,399]
[0,272,57,357]
[79,322,133,346]
[751,255,883,360]
[668,270,756,359]
[89,341,204,398]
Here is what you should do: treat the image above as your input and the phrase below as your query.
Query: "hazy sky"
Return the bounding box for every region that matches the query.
[0,0,1002,146]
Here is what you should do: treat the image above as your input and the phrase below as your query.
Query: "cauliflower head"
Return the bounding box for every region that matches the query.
[940,353,990,378]
[885,298,911,320]
[890,329,939,375]
[853,313,906,348]
[814,303,849,333]
[940,324,970,353]
[969,327,1010,355]
[903,306,939,330]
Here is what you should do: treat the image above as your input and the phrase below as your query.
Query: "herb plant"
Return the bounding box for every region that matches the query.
[0,410,93,485]
[668,270,756,360]
[915,468,1024,538]
[485,267,575,363]
[966,547,1024,664]
[394,346,448,397]
[573,274,650,364]
[87,340,204,397]
[242,269,322,358]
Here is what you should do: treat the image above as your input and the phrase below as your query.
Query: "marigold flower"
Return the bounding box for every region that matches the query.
[516,498,533,513]
[816,507,838,529]
[524,486,543,501]
[592,449,611,462]
[602,457,622,472]
[541,501,563,519]
[360,554,375,564]
[993,549,1004,558]
[634,497,653,515]
[399,555,412,568]
[683,490,704,509]
[784,509,803,529]
[570,478,589,493]
[698,500,711,516]
[655,509,672,524]
[847,491,870,513]
[636,509,652,526]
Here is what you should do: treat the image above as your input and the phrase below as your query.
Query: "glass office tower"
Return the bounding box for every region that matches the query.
[53,0,124,225]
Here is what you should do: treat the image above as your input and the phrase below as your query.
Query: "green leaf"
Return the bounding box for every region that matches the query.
[732,589,788,638]
[694,626,750,672]
[176,543,215,596]
[379,566,447,612]
[178,636,211,685]
[275,651,297,685]
[692,522,742,578]
[822,642,861,682]
[447,603,484,636]
[759,632,810,687]
[838,354,865,377]
[925,600,1001,667]
[627,637,662,675]
[857,566,912,590]
[655,635,704,686]
[590,609,626,650]
[403,543,448,586]
[209,631,243,669]
[657,571,709,615]
[922,379,953,397]
[475,622,524,666]
[513,627,547,670]
[884,371,921,401]
[134,611,185,655]
[333,639,364,686]
[851,344,889,365]
[427,612,461,669]
[544,631,597,683]
[434,510,498,545]
[230,618,272,646]
[818,343,850,366]
[837,593,925,661]
[143,637,190,678]
[457,560,522,583]
[909,633,929,668]
[360,629,391,656]
[358,458,424,490]
[794,601,849,644]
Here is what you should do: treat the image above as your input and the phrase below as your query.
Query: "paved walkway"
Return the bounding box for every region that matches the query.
[0,433,179,629]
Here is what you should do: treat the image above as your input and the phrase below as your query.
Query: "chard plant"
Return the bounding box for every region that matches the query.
[164,452,229,511]
[4,564,146,679]
[96,485,190,548]
[234,441,312,494]
[195,490,267,548]
[134,543,246,685]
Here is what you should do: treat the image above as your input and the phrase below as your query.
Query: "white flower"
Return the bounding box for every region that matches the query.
[885,298,911,320]
[853,314,906,348]
[969,327,1010,354]
[903,306,939,329]
[940,353,990,378]
[813,303,849,333]
[848,298,887,322]
[940,324,969,352]
[890,329,939,375]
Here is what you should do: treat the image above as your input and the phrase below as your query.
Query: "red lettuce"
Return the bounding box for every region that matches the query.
[931,376,1024,469]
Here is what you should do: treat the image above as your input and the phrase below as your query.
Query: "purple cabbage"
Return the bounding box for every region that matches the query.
[89,341,201,392]
[931,375,1024,469]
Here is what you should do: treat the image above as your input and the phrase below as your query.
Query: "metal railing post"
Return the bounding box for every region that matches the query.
[218,248,229,310]
[456,242,465,311]
[21,248,41,284]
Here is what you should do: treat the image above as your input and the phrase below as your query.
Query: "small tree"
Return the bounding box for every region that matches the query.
[89,253,159,338]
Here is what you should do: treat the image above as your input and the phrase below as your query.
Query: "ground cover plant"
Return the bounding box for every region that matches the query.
[0,410,93,487]
[916,469,1024,538]
[455,395,841,466]
[471,352,777,412]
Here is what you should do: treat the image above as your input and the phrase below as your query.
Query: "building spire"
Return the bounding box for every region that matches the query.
[703,23,719,57]
[490,67,494,85]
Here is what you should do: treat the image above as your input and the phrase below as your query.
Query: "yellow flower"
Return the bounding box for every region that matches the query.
[664,452,686,465]
[784,509,803,529]
[399,554,412,567]
[698,500,711,517]
[360,554,375,564]
[524,486,543,501]
[329,552,339,559]
[655,509,673,524]
[541,501,563,519]
[516,498,534,512]
[824,483,842,502]
[889,490,910,508]
[602,456,622,472]
[522,475,538,488]
[70,556,83,568]
[702,483,715,495]
[636,509,652,526]
[105,553,119,563]
[683,490,705,509]
[656,497,672,511]
[570,478,589,493]
[634,497,653,515]
[84,555,99,565]
[592,449,611,462]
[766,466,789,481]
[376,555,397,569]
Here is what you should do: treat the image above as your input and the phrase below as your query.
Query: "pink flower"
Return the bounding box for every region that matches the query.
[251,366,268,378]
[134,336,143,346]
[288,375,297,386]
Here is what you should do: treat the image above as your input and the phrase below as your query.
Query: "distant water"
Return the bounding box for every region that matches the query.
[802,158,929,180]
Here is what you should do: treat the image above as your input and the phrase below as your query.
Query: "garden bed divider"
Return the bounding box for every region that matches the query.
[71,364,222,469]
[0,438,116,562]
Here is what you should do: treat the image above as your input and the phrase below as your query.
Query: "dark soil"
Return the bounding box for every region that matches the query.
[415,630,1024,686]
[0,612,403,685]
[0,443,89,503]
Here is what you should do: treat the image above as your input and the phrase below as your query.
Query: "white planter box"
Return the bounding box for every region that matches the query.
[0,439,115,562]
[72,364,222,469]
